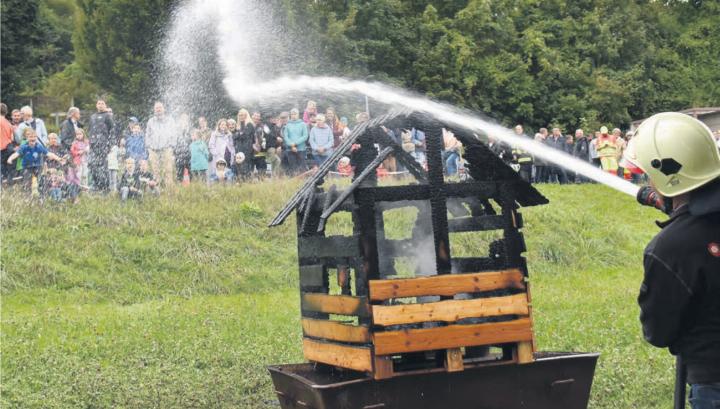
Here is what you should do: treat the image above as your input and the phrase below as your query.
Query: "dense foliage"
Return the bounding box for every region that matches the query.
[0,0,75,110]
[1,0,719,130]
[309,0,720,130]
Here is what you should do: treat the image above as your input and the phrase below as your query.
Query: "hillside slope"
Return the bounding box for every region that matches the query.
[1,181,672,408]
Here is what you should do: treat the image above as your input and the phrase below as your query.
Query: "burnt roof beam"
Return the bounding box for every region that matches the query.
[269,109,407,227]
[317,146,395,232]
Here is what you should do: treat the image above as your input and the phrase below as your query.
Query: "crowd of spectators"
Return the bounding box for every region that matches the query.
[2,99,720,203]
[496,124,651,185]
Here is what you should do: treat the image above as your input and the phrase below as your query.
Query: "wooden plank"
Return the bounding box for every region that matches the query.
[299,265,325,288]
[301,318,371,343]
[302,293,370,317]
[372,293,529,326]
[373,356,394,380]
[516,341,534,364]
[373,318,533,355]
[302,338,373,372]
[445,348,464,372]
[369,269,526,301]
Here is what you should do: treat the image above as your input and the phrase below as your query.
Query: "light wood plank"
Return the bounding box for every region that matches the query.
[516,341,534,364]
[302,338,373,372]
[302,293,370,317]
[302,318,371,343]
[373,318,533,355]
[372,294,529,326]
[445,348,464,372]
[373,356,394,380]
[369,269,526,301]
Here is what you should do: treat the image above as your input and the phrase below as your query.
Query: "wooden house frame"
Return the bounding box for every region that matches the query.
[270,110,548,379]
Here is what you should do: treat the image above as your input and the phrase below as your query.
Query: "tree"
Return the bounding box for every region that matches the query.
[1,0,75,112]
[73,0,175,113]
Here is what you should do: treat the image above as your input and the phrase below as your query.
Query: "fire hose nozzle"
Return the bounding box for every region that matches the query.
[637,186,673,215]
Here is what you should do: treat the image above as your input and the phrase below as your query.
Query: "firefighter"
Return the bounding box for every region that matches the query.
[511,146,533,183]
[631,112,720,409]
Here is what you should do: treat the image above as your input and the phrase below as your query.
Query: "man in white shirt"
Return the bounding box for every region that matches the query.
[145,101,178,187]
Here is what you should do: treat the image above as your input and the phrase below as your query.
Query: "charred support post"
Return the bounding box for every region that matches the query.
[425,124,451,275]
[355,192,378,326]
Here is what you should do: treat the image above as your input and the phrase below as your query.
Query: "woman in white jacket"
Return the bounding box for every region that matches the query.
[208,119,235,177]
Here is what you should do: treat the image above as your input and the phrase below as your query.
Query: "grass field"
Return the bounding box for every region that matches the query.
[1,179,675,408]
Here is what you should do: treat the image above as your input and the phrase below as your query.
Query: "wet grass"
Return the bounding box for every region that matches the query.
[1,179,673,408]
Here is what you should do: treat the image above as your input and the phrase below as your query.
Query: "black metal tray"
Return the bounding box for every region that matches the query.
[268,352,599,409]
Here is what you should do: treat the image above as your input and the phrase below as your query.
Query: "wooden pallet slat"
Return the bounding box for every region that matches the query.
[301,293,370,317]
[373,318,533,355]
[302,338,373,372]
[445,348,464,372]
[368,269,526,301]
[372,293,529,326]
[301,318,371,343]
[515,341,534,364]
[372,356,394,380]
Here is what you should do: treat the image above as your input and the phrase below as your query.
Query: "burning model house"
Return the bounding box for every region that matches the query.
[268,109,598,409]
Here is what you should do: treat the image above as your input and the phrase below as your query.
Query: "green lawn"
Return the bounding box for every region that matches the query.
[1,180,674,408]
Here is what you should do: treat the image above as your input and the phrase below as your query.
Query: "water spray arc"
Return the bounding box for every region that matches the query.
[227,74,639,197]
[164,0,640,198]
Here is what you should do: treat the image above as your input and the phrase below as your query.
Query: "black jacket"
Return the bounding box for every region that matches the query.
[88,111,115,154]
[60,119,82,150]
[119,170,140,191]
[234,122,255,157]
[638,181,720,384]
[573,137,590,161]
[546,135,565,151]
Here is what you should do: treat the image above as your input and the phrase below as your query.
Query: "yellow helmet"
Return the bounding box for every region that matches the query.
[629,112,720,197]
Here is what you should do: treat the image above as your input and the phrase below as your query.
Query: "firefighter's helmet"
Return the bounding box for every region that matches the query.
[628,112,720,197]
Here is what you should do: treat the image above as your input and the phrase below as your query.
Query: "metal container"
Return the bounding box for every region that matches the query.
[268,352,599,409]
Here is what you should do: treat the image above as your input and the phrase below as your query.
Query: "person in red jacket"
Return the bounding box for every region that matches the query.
[1,103,15,183]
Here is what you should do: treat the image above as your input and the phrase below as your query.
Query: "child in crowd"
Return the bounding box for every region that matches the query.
[6,129,64,194]
[401,130,415,154]
[340,117,351,141]
[13,127,31,178]
[125,123,147,162]
[45,133,67,171]
[303,100,317,124]
[233,152,245,182]
[189,129,209,182]
[309,114,334,167]
[44,133,68,197]
[210,158,234,184]
[70,129,90,187]
[64,161,81,203]
[46,168,65,202]
[107,141,122,192]
[337,156,352,176]
[137,160,159,196]
[119,158,140,201]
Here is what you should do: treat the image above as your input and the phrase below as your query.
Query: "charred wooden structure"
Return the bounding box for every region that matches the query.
[269,109,549,380]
